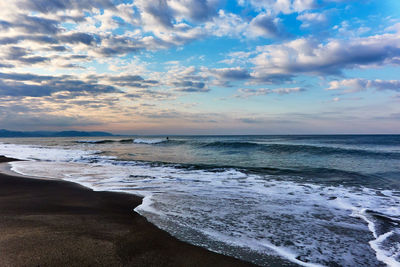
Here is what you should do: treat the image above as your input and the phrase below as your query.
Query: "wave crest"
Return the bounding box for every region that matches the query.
[133,138,168,144]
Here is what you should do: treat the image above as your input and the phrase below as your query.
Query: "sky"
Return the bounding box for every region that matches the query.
[0,0,400,134]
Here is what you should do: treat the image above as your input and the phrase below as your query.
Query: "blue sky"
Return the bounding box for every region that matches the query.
[0,0,400,134]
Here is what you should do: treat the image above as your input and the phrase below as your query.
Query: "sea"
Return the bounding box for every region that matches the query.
[0,135,399,266]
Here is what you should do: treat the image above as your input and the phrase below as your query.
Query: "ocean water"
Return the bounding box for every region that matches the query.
[0,135,399,266]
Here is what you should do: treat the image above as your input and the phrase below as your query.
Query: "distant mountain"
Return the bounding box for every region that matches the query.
[0,129,114,138]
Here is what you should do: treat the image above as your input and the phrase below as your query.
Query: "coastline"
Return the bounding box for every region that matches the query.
[0,156,291,266]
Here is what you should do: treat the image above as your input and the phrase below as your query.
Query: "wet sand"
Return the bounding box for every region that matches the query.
[0,156,293,266]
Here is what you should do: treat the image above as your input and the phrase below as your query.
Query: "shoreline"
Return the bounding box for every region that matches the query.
[0,156,292,266]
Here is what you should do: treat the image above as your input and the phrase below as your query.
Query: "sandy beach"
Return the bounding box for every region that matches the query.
[0,156,266,267]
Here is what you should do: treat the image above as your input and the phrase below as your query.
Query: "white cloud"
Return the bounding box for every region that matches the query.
[249,13,282,38]
[204,10,247,37]
[167,0,221,22]
[328,79,400,93]
[152,65,211,92]
[292,0,316,13]
[297,12,327,28]
[249,30,400,82]
[239,0,316,14]
[236,87,305,97]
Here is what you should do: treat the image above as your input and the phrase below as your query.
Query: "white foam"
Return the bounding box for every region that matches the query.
[0,142,95,162]
[370,231,400,267]
[2,142,400,266]
[200,229,325,267]
[349,205,400,266]
[134,195,163,216]
[381,190,394,197]
[76,140,102,143]
[134,138,166,144]
[351,208,378,238]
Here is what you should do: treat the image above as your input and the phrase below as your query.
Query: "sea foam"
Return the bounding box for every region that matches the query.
[133,138,167,144]
[1,141,399,266]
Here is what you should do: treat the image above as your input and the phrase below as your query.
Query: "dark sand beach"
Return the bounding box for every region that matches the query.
[0,156,269,267]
